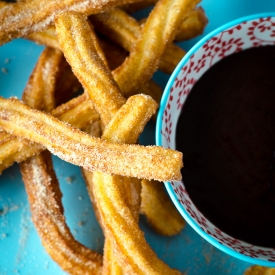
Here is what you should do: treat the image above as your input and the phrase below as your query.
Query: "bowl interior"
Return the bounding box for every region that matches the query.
[156,13,275,266]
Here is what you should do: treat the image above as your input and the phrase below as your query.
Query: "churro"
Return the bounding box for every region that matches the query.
[55,11,126,126]
[54,12,183,271]
[90,95,180,274]
[0,0,143,45]
[19,50,104,274]
[21,151,103,275]
[0,131,43,173]
[244,266,275,275]
[84,94,157,274]
[174,7,208,41]
[90,8,186,75]
[0,0,211,272]
[0,94,100,174]
[26,26,59,49]
[0,46,98,174]
[138,6,208,42]
[22,47,63,112]
[92,171,182,275]
[26,25,163,103]
[112,0,201,96]
[141,179,185,236]
[0,97,182,181]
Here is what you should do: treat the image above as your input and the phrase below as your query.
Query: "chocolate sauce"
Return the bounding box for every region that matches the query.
[176,46,275,247]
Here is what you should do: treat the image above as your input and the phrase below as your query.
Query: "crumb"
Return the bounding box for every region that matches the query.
[4,58,10,64]
[0,204,20,216]
[66,176,73,184]
[0,206,9,216]
[1,67,8,74]
[78,221,85,227]
[78,196,82,201]
[1,233,7,239]
[10,205,19,212]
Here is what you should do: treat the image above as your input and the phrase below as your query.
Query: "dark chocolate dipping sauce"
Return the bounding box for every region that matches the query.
[176,46,275,247]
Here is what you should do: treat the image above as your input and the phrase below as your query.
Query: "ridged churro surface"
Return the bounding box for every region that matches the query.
[0,97,182,181]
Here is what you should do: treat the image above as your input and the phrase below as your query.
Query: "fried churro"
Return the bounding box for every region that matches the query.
[112,0,201,96]
[0,131,43,173]
[0,94,100,174]
[22,47,63,112]
[0,0,211,272]
[21,151,103,275]
[55,11,126,126]
[174,7,208,41]
[84,94,157,274]
[90,95,180,274]
[90,8,186,75]
[54,9,186,273]
[92,171,182,275]
[0,47,63,173]
[0,97,182,181]
[19,48,104,274]
[141,179,185,236]
[26,24,164,103]
[244,266,275,275]
[0,46,98,174]
[0,0,143,45]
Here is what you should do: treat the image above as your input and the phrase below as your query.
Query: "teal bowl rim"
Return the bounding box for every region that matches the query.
[156,12,275,267]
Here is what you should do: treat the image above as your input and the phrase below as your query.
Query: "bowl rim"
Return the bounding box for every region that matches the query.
[156,12,275,267]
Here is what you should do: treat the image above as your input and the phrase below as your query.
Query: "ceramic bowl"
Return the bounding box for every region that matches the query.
[156,13,275,267]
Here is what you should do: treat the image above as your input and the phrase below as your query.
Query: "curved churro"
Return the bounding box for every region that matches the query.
[0,97,182,181]
[141,179,185,236]
[88,95,180,274]
[112,0,200,96]
[138,7,208,42]
[90,8,186,75]
[0,94,100,174]
[0,45,98,174]
[26,25,163,103]
[84,94,157,274]
[55,11,126,126]
[0,47,64,173]
[21,151,103,275]
[0,0,143,45]
[22,47,63,112]
[92,171,182,275]
[55,14,181,271]
[20,50,104,274]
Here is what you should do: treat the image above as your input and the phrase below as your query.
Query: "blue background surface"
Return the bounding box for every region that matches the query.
[0,1,275,274]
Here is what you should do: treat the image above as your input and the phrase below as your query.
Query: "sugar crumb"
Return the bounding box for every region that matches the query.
[1,67,8,74]
[66,176,75,184]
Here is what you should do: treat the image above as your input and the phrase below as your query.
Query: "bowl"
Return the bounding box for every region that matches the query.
[156,13,275,267]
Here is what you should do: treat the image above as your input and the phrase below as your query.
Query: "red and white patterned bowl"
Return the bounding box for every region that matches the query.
[156,13,275,267]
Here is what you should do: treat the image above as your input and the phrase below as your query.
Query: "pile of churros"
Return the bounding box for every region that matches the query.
[0,0,212,274]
